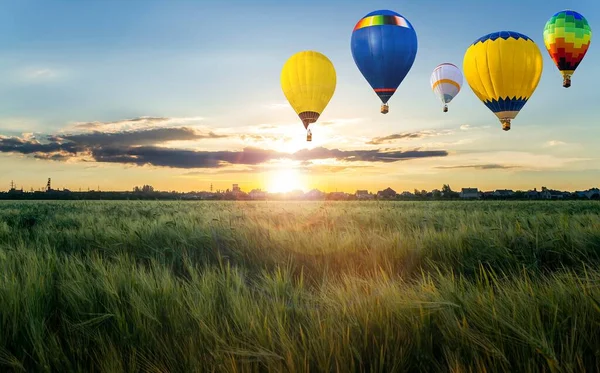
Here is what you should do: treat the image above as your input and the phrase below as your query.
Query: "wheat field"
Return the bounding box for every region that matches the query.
[1,200,600,372]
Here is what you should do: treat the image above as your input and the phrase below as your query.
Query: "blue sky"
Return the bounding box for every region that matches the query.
[0,0,597,193]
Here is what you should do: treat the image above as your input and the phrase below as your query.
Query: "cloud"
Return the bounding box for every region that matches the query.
[545,140,566,147]
[460,124,489,131]
[52,127,228,147]
[319,118,365,127]
[434,151,592,172]
[19,68,60,81]
[264,102,290,109]
[300,164,373,173]
[65,116,205,133]
[292,147,447,163]
[0,115,449,170]
[367,129,453,145]
[28,69,56,78]
[239,133,292,143]
[90,146,279,168]
[435,164,520,170]
[0,133,448,169]
[0,135,81,154]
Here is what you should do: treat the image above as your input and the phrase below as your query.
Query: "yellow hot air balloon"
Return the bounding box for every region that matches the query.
[281,51,336,141]
[463,31,543,131]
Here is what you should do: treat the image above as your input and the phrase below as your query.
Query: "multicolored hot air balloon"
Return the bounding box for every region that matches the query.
[543,10,592,88]
[463,31,543,131]
[280,51,336,142]
[430,63,462,113]
[350,10,417,114]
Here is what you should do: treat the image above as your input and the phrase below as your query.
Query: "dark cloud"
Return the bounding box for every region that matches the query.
[53,127,227,147]
[0,136,82,154]
[435,164,520,170]
[91,146,277,168]
[367,130,452,145]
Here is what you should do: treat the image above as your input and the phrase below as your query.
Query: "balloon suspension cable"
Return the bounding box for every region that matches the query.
[443,104,448,113]
[380,104,389,114]
[563,75,572,88]
[501,119,511,131]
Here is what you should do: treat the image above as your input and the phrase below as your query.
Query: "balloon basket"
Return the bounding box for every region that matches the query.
[380,104,389,114]
[563,76,571,88]
[501,119,511,131]
[306,130,312,142]
[443,105,448,113]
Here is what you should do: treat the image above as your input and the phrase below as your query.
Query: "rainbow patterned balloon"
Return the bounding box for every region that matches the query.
[543,10,592,88]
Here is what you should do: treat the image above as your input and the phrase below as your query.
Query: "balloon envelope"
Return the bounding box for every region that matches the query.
[350,10,417,112]
[543,10,592,88]
[280,51,336,129]
[463,31,543,131]
[430,63,462,111]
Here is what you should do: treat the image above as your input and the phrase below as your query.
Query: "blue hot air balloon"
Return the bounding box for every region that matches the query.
[351,10,418,114]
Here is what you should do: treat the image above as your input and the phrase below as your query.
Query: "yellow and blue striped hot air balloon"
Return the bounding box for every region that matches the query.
[463,31,543,131]
[281,51,336,142]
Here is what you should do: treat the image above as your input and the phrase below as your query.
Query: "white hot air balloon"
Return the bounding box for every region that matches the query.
[430,63,463,112]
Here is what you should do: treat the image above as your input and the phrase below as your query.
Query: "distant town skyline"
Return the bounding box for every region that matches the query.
[0,1,598,193]
[5,178,599,198]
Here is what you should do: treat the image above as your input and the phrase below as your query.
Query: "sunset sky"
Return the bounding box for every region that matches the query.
[0,0,598,193]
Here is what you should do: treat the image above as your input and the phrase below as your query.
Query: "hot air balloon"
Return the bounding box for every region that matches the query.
[430,63,462,113]
[350,10,417,114]
[543,10,592,88]
[463,31,543,131]
[281,51,336,141]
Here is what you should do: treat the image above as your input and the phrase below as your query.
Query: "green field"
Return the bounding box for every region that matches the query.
[1,200,600,372]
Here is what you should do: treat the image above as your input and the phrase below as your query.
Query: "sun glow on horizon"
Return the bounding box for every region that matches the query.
[267,168,305,193]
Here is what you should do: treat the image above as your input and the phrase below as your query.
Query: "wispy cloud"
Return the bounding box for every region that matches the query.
[64,116,205,133]
[239,133,293,143]
[545,140,566,147]
[434,151,592,172]
[299,163,373,173]
[435,164,520,170]
[367,129,453,145]
[264,102,290,110]
[20,67,60,81]
[319,118,365,127]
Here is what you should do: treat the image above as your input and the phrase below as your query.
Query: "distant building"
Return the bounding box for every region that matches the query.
[493,189,515,198]
[306,189,325,200]
[460,188,480,199]
[527,188,540,199]
[328,192,348,200]
[540,187,565,200]
[249,189,267,200]
[377,187,397,199]
[587,188,600,199]
[355,190,374,200]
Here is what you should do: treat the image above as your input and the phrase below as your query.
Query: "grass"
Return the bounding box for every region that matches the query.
[0,200,599,372]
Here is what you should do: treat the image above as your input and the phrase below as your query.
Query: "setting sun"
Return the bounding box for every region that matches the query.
[267,168,304,193]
